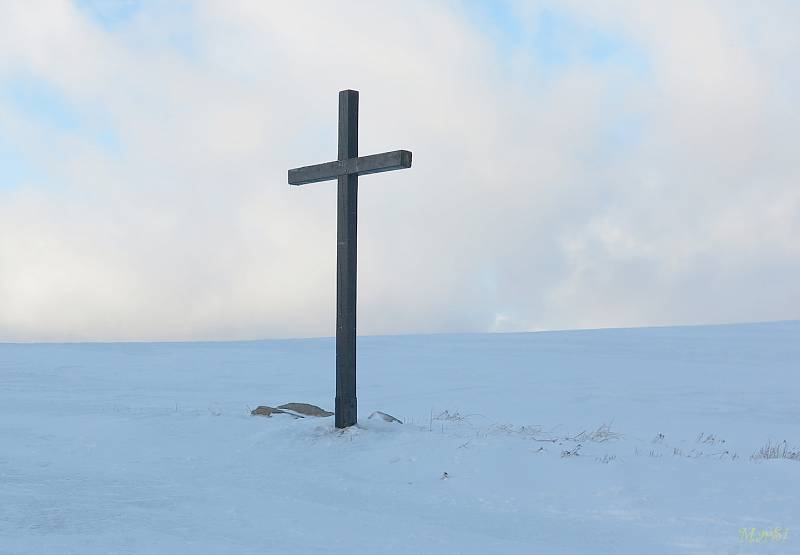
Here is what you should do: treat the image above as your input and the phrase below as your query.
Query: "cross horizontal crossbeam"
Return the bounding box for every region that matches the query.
[288,150,412,186]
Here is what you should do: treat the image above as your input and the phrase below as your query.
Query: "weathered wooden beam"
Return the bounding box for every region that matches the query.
[335,89,359,429]
[288,150,412,185]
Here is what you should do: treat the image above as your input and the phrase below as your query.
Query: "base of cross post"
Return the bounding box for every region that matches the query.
[334,396,357,428]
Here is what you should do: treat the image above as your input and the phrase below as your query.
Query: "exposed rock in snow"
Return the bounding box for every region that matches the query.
[277,403,333,417]
[251,405,290,417]
[369,411,402,423]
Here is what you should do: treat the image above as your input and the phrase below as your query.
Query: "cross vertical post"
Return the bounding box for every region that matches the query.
[336,90,358,429]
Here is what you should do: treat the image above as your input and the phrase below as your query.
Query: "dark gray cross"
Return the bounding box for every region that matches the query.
[288,89,412,428]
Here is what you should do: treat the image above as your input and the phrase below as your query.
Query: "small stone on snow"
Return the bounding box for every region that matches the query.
[251,406,288,417]
[277,403,333,417]
[368,411,403,424]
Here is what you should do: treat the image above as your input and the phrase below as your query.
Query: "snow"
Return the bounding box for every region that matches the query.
[1,321,798,554]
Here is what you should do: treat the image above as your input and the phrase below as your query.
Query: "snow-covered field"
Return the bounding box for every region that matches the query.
[1,321,798,554]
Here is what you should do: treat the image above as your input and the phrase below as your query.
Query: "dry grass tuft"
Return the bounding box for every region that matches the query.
[751,440,800,462]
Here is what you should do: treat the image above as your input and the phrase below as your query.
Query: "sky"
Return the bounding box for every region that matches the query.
[0,0,798,341]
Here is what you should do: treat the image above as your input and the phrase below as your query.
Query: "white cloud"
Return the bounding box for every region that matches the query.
[0,0,798,341]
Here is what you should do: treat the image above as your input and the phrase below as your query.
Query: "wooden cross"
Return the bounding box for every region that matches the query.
[288,90,412,428]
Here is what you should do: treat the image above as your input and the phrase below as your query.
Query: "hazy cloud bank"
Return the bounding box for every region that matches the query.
[0,1,798,340]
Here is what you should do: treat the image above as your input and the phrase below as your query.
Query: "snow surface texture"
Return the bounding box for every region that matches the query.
[1,321,798,554]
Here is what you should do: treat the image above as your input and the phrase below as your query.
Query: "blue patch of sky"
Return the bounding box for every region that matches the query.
[3,76,81,131]
[461,4,651,156]
[73,0,142,31]
[577,112,647,168]
[152,3,208,63]
[0,75,121,188]
[75,0,199,61]
[532,9,650,77]
[2,76,120,153]
[603,113,646,151]
[0,138,46,189]
[461,2,649,77]
[166,33,197,60]
[462,0,525,53]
